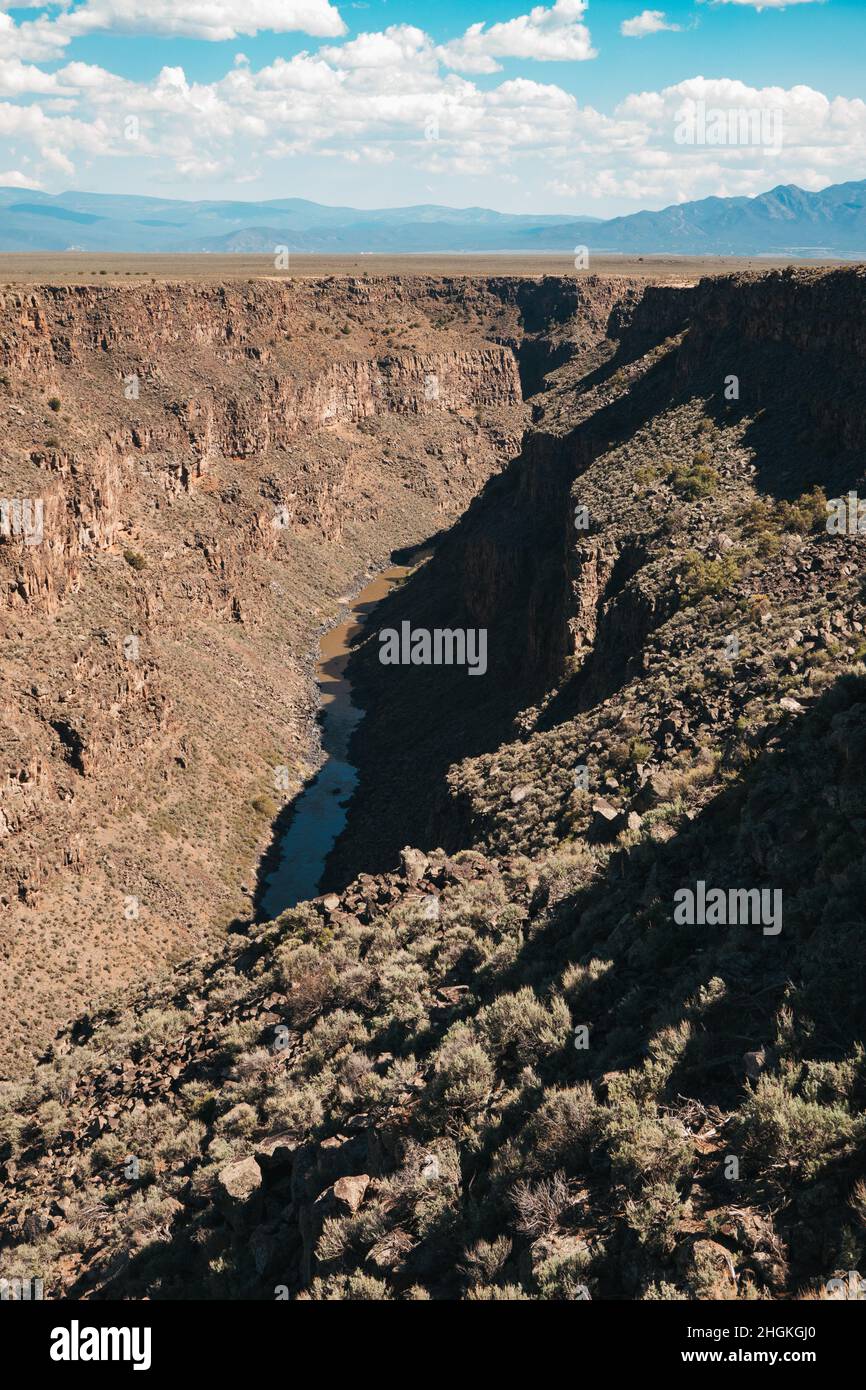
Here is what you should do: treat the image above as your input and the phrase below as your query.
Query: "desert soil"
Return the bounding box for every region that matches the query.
[0,252,854,286]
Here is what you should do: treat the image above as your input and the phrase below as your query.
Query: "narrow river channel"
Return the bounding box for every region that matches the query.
[258,549,429,918]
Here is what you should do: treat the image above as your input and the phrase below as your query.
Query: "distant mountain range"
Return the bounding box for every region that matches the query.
[1,179,865,256]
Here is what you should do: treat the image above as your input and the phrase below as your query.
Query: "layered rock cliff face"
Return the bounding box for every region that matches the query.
[0,281,527,617]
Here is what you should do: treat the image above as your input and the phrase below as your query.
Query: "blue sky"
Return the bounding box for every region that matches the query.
[66,2,866,102]
[1,0,865,215]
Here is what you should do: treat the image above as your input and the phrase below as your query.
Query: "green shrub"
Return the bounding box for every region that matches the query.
[739,1076,865,1180]
[305,1008,366,1068]
[476,988,571,1069]
[466,1283,530,1300]
[155,1118,206,1166]
[678,550,740,605]
[625,1180,691,1254]
[778,486,827,534]
[533,1239,593,1299]
[529,1084,602,1172]
[427,1024,495,1126]
[604,1098,693,1187]
[636,463,662,487]
[306,1273,391,1300]
[669,462,718,499]
[460,1235,512,1286]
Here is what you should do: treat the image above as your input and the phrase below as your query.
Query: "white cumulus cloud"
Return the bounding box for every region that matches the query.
[711,1,824,8]
[0,11,70,61]
[438,0,596,74]
[57,0,347,42]
[321,25,435,70]
[0,58,70,97]
[0,169,42,189]
[621,10,682,37]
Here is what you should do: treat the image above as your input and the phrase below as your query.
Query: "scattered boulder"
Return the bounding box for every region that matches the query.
[420,1153,441,1183]
[399,847,429,884]
[779,696,805,715]
[333,1174,370,1214]
[743,1047,768,1081]
[612,809,643,836]
[255,1132,298,1174]
[217,1156,263,1229]
[590,796,619,840]
[631,772,673,812]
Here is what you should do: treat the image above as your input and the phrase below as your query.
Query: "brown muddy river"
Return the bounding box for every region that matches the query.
[259,550,429,917]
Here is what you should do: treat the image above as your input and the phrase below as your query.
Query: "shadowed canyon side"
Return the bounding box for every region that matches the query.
[2,267,866,1306]
[324,266,866,887]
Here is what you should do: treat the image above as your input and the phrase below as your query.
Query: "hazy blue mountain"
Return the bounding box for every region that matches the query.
[531,180,866,255]
[0,180,864,255]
